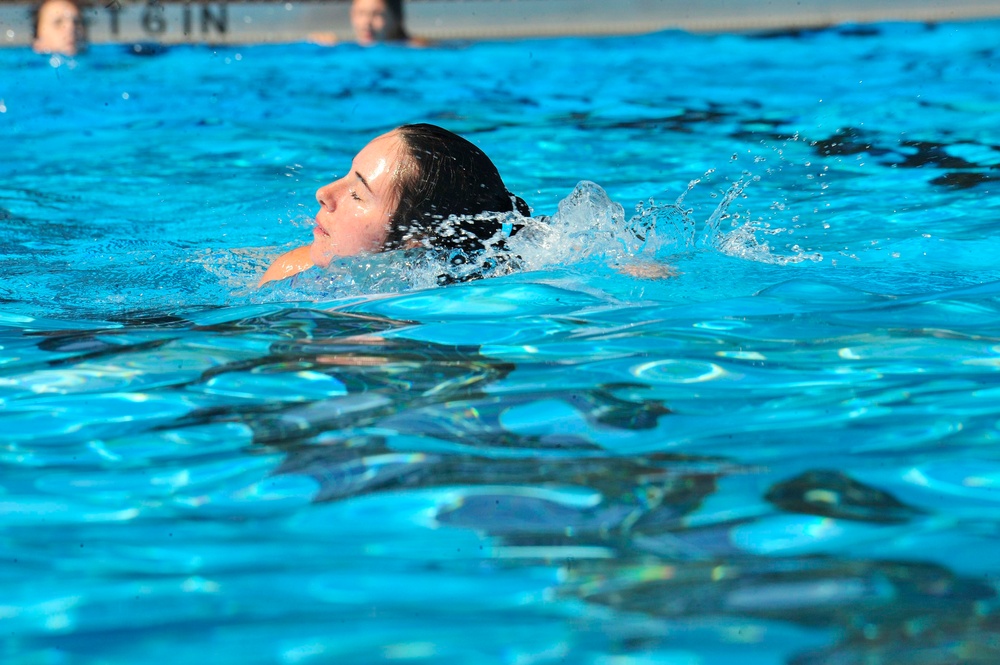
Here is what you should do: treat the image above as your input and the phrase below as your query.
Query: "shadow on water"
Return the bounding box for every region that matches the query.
[7,291,1000,662]
[189,310,1000,662]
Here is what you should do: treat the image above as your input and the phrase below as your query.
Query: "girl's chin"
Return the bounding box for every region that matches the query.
[308,242,333,268]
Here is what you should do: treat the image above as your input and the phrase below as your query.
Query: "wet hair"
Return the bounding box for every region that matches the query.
[386,123,530,255]
[384,0,407,40]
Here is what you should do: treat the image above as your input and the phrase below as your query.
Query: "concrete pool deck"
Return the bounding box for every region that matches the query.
[2,0,999,47]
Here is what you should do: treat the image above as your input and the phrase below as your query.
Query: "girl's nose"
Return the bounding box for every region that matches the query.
[316,182,337,211]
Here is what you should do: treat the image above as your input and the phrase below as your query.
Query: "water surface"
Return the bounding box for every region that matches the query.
[3,20,1000,664]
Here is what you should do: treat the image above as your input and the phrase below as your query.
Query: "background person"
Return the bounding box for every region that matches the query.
[351,0,407,45]
[33,0,85,56]
[309,0,411,47]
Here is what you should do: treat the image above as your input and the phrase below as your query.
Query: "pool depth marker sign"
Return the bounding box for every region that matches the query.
[103,0,227,40]
[0,0,353,46]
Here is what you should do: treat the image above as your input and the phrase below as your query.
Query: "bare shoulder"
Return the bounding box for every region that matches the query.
[307,32,339,46]
[259,245,314,286]
[618,262,679,279]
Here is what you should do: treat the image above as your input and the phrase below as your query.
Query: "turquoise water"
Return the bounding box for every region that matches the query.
[3,20,1000,664]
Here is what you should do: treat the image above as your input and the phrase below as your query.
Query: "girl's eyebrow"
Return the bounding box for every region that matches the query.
[355,171,373,193]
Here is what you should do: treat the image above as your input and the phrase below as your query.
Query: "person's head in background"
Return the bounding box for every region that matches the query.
[33,0,85,56]
[350,0,407,45]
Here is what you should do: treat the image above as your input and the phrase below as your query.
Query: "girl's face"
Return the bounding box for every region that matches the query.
[309,131,404,267]
[34,0,84,56]
[350,0,399,45]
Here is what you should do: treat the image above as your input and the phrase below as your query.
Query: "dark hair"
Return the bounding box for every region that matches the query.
[386,123,530,254]
[384,0,407,40]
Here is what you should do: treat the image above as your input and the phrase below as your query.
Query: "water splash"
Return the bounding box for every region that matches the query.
[509,176,822,272]
[253,175,821,302]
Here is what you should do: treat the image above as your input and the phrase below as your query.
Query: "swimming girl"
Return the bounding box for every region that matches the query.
[259,123,530,286]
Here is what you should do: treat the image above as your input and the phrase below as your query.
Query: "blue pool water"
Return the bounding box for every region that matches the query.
[3,20,1000,663]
